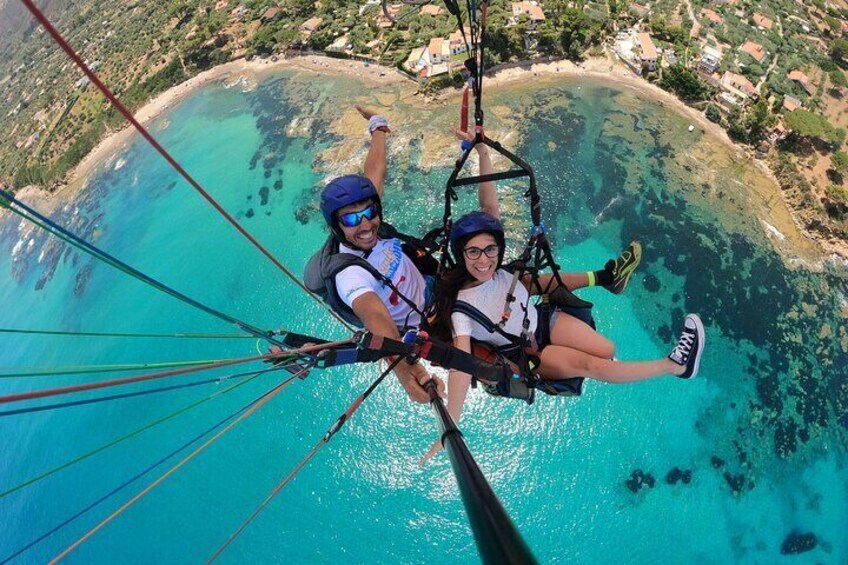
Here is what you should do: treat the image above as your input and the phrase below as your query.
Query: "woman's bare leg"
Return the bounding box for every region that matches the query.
[539,344,683,382]
[548,312,615,359]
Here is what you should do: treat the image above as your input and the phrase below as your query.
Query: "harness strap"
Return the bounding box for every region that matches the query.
[454,301,523,347]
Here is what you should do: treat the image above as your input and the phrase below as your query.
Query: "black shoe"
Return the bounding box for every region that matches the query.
[549,286,593,310]
[605,241,642,295]
[668,314,704,379]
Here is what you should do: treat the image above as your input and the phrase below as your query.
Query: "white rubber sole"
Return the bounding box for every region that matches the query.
[685,314,705,379]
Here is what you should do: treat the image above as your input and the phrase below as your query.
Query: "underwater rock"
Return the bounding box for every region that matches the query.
[723,471,745,494]
[665,467,692,485]
[774,421,798,458]
[710,456,725,468]
[249,151,261,170]
[259,186,270,206]
[273,179,283,191]
[263,169,272,178]
[780,532,817,555]
[295,207,310,225]
[625,469,655,493]
[657,325,672,342]
[245,208,255,218]
[642,273,661,293]
[74,262,94,297]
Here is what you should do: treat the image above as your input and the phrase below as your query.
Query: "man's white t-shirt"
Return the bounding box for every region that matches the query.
[334,238,426,329]
[451,269,538,347]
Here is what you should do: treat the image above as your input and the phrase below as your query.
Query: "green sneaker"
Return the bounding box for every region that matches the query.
[605,241,642,295]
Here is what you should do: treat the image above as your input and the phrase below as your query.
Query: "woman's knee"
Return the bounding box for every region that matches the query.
[541,346,592,377]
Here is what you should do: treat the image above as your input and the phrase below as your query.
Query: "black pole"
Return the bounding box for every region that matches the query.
[426,384,537,564]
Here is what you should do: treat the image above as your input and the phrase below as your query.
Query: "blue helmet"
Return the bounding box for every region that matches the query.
[449,211,505,265]
[320,175,381,227]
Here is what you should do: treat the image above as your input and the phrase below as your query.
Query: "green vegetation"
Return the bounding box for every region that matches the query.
[831,151,848,175]
[705,104,721,123]
[2,0,847,246]
[827,184,848,204]
[659,65,710,101]
[784,109,844,147]
[831,39,848,67]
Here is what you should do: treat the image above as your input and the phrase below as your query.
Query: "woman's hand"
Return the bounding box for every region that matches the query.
[449,126,487,153]
[418,438,444,466]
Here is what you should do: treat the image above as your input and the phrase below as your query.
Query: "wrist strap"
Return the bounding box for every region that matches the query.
[368,115,391,135]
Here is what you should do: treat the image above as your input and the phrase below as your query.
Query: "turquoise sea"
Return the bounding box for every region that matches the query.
[1,70,846,563]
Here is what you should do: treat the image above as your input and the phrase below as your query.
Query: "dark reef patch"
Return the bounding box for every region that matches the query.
[723,471,745,495]
[665,467,692,485]
[74,262,94,297]
[625,469,655,493]
[642,273,661,293]
[781,532,817,555]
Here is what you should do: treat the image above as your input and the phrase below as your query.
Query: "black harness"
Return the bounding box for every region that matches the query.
[303,222,439,329]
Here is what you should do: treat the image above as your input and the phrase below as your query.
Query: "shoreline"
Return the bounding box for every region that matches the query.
[8,53,846,263]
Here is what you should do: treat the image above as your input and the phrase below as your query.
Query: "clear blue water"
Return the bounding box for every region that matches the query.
[1,71,846,564]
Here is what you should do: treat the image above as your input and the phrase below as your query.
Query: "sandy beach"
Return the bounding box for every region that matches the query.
[6,52,843,261]
[63,53,744,198]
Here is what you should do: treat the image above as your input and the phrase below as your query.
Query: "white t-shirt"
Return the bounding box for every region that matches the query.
[451,269,538,347]
[334,238,426,329]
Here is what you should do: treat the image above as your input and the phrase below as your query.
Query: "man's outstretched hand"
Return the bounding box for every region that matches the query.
[355,105,378,120]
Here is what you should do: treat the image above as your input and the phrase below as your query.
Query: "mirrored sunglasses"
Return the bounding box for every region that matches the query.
[338,203,379,228]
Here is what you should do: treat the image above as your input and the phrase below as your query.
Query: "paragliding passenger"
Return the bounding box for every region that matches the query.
[420,137,705,462]
[305,108,646,404]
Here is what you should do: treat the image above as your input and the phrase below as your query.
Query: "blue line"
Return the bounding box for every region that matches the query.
[0,366,285,418]
[0,191,284,347]
[0,383,281,564]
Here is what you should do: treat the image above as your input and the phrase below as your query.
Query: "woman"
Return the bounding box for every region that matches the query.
[420,154,705,464]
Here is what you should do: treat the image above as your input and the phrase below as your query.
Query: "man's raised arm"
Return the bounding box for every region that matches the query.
[356,105,388,198]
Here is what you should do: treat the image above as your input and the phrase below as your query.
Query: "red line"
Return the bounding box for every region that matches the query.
[19,0,353,331]
[0,339,354,404]
[0,355,267,404]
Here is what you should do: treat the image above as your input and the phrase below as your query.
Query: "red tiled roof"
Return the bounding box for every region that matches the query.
[783,96,801,111]
[788,70,815,94]
[740,41,766,62]
[700,8,723,24]
[752,13,774,30]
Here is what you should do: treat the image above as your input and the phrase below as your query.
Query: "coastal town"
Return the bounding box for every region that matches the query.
[1,0,848,256]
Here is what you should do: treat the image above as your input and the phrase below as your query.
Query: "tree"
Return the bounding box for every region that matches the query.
[784,109,842,146]
[831,151,848,174]
[745,99,777,144]
[831,39,848,67]
[705,104,721,123]
[830,69,848,90]
[659,65,709,101]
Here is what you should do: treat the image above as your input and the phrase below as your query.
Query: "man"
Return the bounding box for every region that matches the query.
[307,106,641,403]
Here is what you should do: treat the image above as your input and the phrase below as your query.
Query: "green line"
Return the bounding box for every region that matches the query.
[0,370,265,499]
[0,328,254,339]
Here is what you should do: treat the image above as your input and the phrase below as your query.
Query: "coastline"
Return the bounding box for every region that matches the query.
[8,53,845,263]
